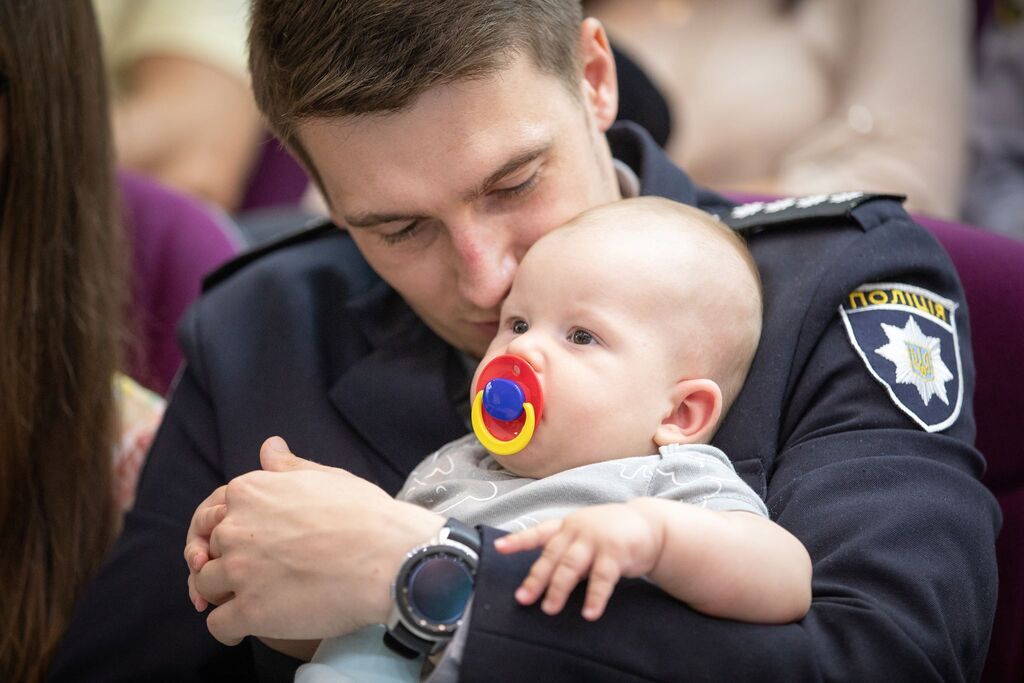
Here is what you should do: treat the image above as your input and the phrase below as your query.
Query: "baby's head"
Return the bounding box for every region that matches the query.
[473,197,762,478]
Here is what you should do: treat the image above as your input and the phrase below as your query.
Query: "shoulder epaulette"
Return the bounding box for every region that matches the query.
[202,219,338,292]
[723,192,906,234]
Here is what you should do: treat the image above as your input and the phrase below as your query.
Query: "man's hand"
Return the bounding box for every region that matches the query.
[186,436,445,646]
[494,504,661,621]
[185,485,227,611]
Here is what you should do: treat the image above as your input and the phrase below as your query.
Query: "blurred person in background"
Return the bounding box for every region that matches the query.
[0,1,213,678]
[584,0,971,219]
[962,0,1024,238]
[95,0,263,212]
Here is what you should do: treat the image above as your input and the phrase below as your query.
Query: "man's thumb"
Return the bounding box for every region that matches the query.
[259,436,325,472]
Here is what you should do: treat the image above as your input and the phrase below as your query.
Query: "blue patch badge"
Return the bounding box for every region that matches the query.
[839,282,963,432]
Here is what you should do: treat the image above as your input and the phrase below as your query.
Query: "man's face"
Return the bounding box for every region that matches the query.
[472,227,685,479]
[298,52,620,357]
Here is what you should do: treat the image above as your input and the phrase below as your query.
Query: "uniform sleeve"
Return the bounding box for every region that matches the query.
[457,217,999,681]
[48,310,260,680]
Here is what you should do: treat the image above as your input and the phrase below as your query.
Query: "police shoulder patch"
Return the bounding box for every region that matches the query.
[838,283,963,432]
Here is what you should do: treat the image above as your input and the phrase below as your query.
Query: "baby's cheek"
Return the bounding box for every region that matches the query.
[579,413,651,463]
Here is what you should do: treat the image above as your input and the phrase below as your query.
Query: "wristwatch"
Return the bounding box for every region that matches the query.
[384,518,481,658]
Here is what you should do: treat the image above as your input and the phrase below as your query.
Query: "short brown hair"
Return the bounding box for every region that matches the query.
[249,0,583,177]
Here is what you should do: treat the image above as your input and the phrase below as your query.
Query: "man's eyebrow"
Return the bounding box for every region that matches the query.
[342,210,424,229]
[463,142,551,202]
[342,142,551,228]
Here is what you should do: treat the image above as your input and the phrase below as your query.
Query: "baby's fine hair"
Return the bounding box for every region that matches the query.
[566,197,763,416]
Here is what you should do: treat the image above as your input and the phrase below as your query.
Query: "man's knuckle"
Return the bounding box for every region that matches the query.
[222,555,248,583]
[209,525,225,551]
[226,474,258,500]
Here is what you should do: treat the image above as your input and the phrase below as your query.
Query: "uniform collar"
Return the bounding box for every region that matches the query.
[614,159,641,198]
[329,277,468,482]
[607,121,735,218]
[607,121,698,205]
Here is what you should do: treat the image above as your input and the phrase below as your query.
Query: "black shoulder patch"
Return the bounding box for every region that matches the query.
[202,220,338,293]
[724,192,906,234]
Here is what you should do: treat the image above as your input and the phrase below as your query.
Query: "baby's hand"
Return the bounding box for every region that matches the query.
[494,504,661,621]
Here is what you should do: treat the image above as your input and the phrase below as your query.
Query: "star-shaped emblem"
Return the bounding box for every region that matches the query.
[874,316,953,406]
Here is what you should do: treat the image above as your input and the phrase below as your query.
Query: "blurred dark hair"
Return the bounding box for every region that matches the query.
[0,1,125,680]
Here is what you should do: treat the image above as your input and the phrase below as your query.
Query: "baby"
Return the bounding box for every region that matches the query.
[296,197,811,681]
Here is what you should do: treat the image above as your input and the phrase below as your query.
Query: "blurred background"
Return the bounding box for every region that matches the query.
[2,2,1021,680]
[95,0,1024,244]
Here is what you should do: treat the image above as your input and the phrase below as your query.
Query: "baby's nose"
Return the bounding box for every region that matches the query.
[505,335,544,373]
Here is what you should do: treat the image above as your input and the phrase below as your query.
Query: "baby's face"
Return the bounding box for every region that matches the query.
[473,226,691,478]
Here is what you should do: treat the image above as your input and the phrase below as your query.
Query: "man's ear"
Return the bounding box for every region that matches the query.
[578,17,618,133]
[654,379,723,447]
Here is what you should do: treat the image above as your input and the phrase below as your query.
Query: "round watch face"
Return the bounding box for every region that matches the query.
[407,553,475,625]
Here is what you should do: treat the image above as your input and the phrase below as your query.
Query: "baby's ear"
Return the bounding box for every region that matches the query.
[654,379,723,446]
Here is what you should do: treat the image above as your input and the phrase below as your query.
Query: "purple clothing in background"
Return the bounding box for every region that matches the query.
[915,214,1024,683]
[120,170,239,395]
[240,136,310,211]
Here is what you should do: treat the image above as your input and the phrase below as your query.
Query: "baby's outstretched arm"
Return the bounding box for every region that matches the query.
[494,505,662,620]
[495,498,812,624]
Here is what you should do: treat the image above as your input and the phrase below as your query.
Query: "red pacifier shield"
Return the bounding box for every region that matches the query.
[471,355,544,454]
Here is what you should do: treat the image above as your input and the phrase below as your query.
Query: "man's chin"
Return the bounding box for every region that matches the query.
[412,308,498,358]
[445,328,494,360]
[467,322,500,349]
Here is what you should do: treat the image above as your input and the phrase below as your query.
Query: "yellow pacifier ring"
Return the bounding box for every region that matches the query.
[471,390,536,456]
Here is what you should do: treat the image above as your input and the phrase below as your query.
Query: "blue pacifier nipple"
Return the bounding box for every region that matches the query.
[482,378,526,422]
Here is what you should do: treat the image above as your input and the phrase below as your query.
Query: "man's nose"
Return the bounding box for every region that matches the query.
[448,220,519,311]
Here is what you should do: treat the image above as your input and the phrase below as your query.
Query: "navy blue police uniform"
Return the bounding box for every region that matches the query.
[50,123,1000,681]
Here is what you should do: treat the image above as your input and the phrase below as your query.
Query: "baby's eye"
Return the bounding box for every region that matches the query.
[512,320,529,334]
[569,328,596,345]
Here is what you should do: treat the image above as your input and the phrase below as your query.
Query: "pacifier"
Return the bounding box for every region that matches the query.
[471,354,544,456]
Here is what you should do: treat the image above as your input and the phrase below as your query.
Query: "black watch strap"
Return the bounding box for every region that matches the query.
[383,623,431,659]
[442,517,481,553]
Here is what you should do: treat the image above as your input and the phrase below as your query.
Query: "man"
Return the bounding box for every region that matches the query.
[52,1,1000,681]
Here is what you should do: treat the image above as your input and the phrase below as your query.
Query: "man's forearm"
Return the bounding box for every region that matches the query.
[259,638,321,662]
